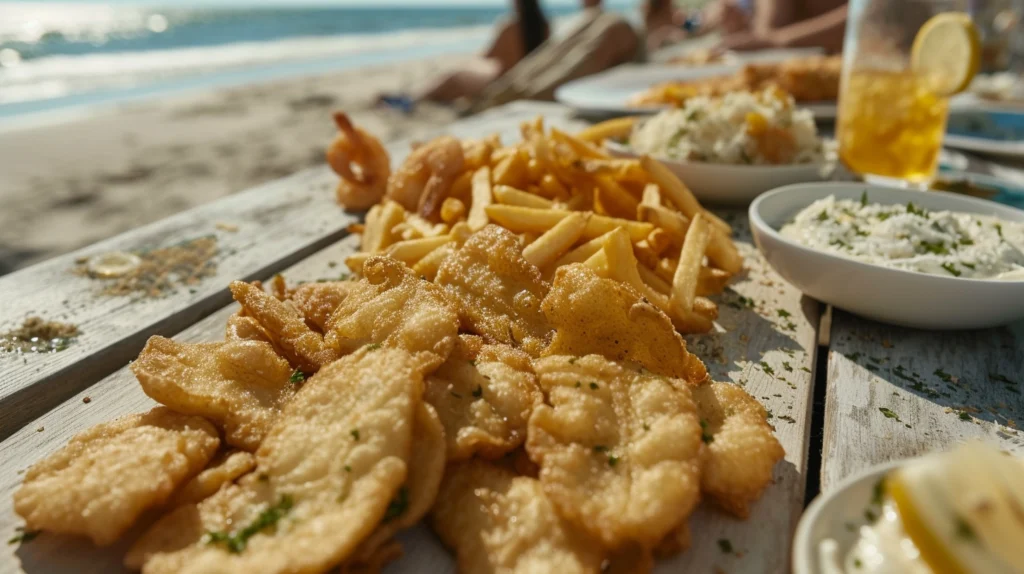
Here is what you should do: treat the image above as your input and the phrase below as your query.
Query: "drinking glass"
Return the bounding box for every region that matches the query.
[837,0,970,186]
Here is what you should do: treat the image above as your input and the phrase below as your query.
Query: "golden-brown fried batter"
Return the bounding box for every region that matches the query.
[431,460,605,574]
[527,355,704,548]
[132,336,298,451]
[288,280,371,332]
[690,381,785,518]
[129,348,421,574]
[225,312,274,344]
[425,337,542,461]
[541,265,707,384]
[169,449,257,507]
[13,407,219,546]
[325,255,459,371]
[230,280,338,373]
[435,225,552,356]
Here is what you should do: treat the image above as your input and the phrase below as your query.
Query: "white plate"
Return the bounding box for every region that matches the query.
[606,141,826,206]
[554,51,837,120]
[793,460,902,574]
[749,183,1024,329]
[943,134,1024,159]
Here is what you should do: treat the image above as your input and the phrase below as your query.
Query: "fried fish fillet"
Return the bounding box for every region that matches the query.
[288,280,371,332]
[527,355,704,548]
[168,449,257,507]
[13,407,219,546]
[225,312,274,345]
[541,264,707,384]
[348,401,446,566]
[230,280,339,373]
[690,381,785,518]
[431,460,605,574]
[325,255,459,371]
[425,337,542,461]
[128,348,421,573]
[435,225,552,356]
[132,336,298,451]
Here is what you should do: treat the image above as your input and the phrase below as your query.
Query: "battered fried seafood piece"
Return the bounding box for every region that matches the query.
[387,135,465,220]
[169,450,257,507]
[431,460,605,574]
[128,348,422,574]
[326,255,459,371]
[425,337,542,461]
[690,381,784,518]
[435,225,552,356]
[328,112,391,210]
[542,265,707,384]
[287,280,369,332]
[230,280,338,373]
[13,408,219,546]
[348,402,446,566]
[225,311,274,344]
[133,337,298,451]
[527,355,704,549]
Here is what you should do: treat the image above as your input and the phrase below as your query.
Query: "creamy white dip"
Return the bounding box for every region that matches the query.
[780,194,1024,280]
[819,502,933,574]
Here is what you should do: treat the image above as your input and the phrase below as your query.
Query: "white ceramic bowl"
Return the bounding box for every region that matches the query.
[749,183,1024,329]
[793,460,902,574]
[606,141,826,206]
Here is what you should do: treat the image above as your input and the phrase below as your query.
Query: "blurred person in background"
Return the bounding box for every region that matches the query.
[378,0,552,109]
[713,0,849,52]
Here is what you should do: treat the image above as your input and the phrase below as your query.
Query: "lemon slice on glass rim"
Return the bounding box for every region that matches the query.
[911,12,981,96]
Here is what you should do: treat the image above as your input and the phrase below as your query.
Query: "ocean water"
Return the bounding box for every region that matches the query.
[0,2,598,119]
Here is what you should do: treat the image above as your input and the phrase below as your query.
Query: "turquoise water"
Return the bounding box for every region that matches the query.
[0,2,607,119]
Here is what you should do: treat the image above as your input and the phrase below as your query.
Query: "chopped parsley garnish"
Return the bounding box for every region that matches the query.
[472,385,483,398]
[816,210,829,222]
[878,407,901,421]
[919,240,949,255]
[955,516,976,541]
[383,487,409,523]
[962,262,976,270]
[289,370,306,384]
[782,362,793,372]
[568,357,577,364]
[8,528,39,545]
[777,309,791,318]
[854,558,863,568]
[642,423,650,431]
[877,212,893,221]
[700,419,713,443]
[350,429,360,441]
[258,473,269,482]
[860,190,868,206]
[364,343,382,351]
[995,223,1004,239]
[871,479,885,506]
[829,238,850,250]
[941,262,962,277]
[959,411,972,421]
[933,368,953,383]
[853,225,869,237]
[589,382,599,390]
[468,359,476,367]
[607,455,619,467]
[344,465,352,472]
[959,237,974,246]
[574,381,581,388]
[206,495,293,553]
[906,202,927,217]
[450,390,463,399]
[717,538,733,553]
[760,362,774,376]
[593,445,608,453]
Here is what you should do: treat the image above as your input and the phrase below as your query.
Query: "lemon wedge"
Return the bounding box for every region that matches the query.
[911,12,981,96]
[886,473,966,574]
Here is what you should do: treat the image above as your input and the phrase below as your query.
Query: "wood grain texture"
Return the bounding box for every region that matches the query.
[0,104,815,574]
[821,311,1024,492]
[0,101,579,440]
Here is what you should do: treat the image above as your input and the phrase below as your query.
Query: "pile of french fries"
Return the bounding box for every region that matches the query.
[346,118,742,334]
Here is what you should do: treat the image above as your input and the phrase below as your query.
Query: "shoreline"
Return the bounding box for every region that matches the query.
[0,53,473,275]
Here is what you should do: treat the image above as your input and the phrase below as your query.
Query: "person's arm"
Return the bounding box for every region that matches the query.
[718,4,848,52]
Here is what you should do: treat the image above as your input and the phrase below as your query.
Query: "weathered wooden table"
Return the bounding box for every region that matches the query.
[0,101,1021,574]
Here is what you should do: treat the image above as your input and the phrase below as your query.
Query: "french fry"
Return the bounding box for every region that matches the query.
[539,173,570,200]
[582,248,609,276]
[575,117,637,143]
[493,185,554,209]
[655,257,677,283]
[360,204,382,251]
[490,147,517,165]
[412,243,455,281]
[394,224,421,241]
[549,127,610,159]
[580,159,649,185]
[449,170,474,204]
[406,214,448,237]
[697,267,732,296]
[637,203,689,248]
[450,221,473,244]
[462,139,494,172]
[522,212,589,269]
[345,252,371,275]
[526,158,544,182]
[565,187,593,211]
[593,176,640,219]
[647,228,672,255]
[633,240,661,270]
[347,222,366,234]
[440,197,466,224]
[385,235,453,265]
[639,155,732,235]
[670,213,711,315]
[603,228,673,314]
[706,228,744,274]
[638,263,671,295]
[484,204,654,241]
[492,151,528,188]
[363,200,406,253]
[552,230,613,268]
[673,310,714,334]
[693,296,719,321]
[468,166,492,231]
[641,183,661,207]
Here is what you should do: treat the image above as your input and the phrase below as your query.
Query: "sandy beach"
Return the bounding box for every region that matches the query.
[0,54,472,275]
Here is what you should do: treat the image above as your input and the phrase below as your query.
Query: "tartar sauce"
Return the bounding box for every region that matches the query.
[780,194,1024,280]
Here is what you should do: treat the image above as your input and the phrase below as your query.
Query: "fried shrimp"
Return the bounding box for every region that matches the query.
[327,112,391,210]
[386,136,465,221]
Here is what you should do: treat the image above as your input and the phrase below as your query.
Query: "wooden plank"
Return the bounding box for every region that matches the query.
[821,311,1024,491]
[0,109,816,573]
[0,101,580,440]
